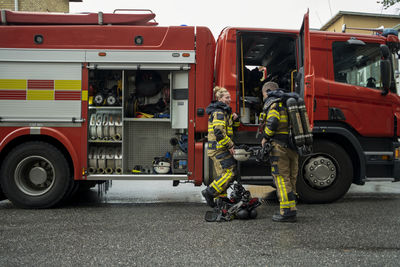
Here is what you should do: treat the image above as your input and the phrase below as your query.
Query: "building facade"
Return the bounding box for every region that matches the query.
[0,0,81,12]
[321,11,400,34]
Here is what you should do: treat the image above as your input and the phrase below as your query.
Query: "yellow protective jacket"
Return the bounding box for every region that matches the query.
[206,101,239,153]
[262,101,290,145]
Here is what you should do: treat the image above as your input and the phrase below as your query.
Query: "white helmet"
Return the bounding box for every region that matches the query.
[233,149,251,161]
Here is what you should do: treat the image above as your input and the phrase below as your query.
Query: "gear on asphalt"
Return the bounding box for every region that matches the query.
[204,182,261,222]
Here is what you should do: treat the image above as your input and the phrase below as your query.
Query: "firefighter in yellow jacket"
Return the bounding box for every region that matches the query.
[261,82,299,222]
[202,86,240,207]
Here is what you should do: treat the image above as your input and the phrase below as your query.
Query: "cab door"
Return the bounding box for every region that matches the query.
[327,38,394,137]
[299,10,315,128]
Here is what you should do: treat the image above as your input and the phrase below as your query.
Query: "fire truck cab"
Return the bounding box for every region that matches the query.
[214,14,400,203]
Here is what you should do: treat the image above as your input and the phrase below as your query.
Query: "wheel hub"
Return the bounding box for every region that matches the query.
[304,156,336,189]
[14,156,55,196]
[29,167,47,185]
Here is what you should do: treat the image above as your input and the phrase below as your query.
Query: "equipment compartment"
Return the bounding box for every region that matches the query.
[124,121,176,174]
[87,69,189,176]
[124,70,171,120]
[122,70,188,175]
[89,70,123,107]
[88,69,123,175]
[88,109,123,142]
[88,143,123,175]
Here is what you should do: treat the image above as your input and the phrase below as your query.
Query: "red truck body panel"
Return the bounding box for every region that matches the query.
[0,25,196,50]
[0,19,215,184]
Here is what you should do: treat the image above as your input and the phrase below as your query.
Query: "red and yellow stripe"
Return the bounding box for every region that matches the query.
[0,79,82,100]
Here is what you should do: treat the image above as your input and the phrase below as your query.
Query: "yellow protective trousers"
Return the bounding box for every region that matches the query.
[209,149,236,197]
[270,141,299,211]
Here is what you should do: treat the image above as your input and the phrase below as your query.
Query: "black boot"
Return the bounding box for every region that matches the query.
[202,187,216,208]
[272,209,297,223]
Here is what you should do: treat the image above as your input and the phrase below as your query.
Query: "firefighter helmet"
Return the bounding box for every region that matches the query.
[236,209,250,220]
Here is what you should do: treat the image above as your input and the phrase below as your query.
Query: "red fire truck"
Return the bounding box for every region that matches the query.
[0,9,399,208]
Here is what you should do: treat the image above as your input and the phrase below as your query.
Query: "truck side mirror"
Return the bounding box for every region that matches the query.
[380,44,390,60]
[380,59,391,96]
[380,44,392,95]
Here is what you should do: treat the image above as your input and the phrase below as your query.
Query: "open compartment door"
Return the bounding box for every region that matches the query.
[299,10,315,128]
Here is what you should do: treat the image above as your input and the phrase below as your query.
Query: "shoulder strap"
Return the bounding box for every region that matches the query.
[263,98,281,112]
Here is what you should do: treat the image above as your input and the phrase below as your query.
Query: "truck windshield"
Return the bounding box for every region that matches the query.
[333,42,382,90]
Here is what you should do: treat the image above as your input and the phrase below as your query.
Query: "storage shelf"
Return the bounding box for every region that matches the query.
[86,174,188,180]
[123,118,171,122]
[88,140,122,143]
[89,106,123,110]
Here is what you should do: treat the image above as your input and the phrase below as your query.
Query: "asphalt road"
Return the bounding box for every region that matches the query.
[1,181,400,266]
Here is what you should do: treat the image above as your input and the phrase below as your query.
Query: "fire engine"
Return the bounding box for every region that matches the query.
[0,9,399,208]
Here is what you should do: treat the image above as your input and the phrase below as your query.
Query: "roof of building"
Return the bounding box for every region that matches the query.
[320,11,400,31]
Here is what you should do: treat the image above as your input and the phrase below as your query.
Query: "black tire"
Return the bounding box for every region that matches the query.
[297,139,353,203]
[0,185,6,201]
[58,180,79,206]
[77,180,97,192]
[0,141,72,208]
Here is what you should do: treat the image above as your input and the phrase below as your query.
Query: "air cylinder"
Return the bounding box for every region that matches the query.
[297,98,313,146]
[286,97,305,147]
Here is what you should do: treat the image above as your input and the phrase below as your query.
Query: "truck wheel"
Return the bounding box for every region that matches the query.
[0,185,6,201]
[0,141,72,208]
[297,140,353,203]
[77,180,97,192]
[58,180,79,205]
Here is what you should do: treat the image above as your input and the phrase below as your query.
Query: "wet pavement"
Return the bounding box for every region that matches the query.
[1,181,400,266]
[100,180,400,203]
[96,180,205,204]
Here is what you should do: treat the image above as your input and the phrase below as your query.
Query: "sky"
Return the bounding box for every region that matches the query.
[70,0,400,37]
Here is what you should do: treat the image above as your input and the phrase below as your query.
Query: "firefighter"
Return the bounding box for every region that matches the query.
[202,86,239,208]
[261,81,299,222]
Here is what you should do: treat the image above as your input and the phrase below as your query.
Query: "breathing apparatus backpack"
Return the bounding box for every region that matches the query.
[259,89,313,155]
